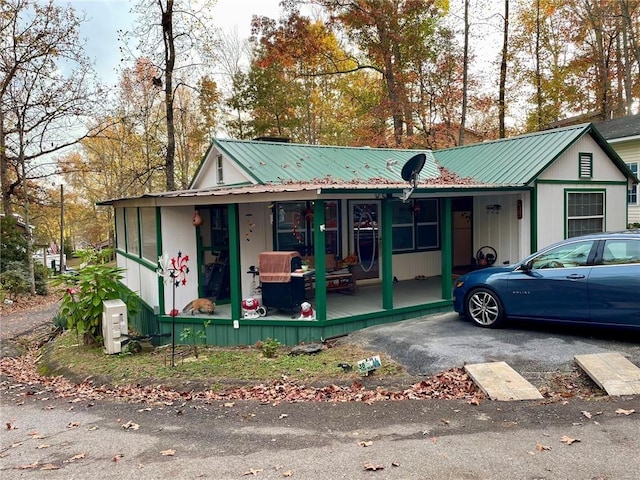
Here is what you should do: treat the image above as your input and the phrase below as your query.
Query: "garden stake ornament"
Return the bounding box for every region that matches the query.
[157,251,190,367]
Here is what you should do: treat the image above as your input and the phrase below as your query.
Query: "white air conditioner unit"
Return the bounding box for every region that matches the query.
[102,299,128,354]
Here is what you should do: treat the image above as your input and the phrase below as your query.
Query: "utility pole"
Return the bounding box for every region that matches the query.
[59,184,64,273]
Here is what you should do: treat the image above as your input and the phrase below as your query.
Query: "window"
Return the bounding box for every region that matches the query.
[115,208,125,250]
[627,162,638,205]
[125,208,140,255]
[531,240,595,269]
[391,199,439,252]
[578,153,593,178]
[139,207,157,262]
[216,154,223,184]
[602,239,640,265]
[566,191,604,238]
[274,201,340,256]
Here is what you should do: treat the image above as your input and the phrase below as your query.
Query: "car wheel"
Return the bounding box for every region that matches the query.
[466,288,505,328]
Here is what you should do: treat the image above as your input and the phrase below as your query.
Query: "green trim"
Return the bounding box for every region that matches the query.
[564,188,606,238]
[195,216,203,297]
[536,179,627,186]
[531,187,537,253]
[440,198,452,299]
[381,197,393,309]
[313,200,327,320]
[228,203,242,320]
[151,300,453,346]
[156,207,164,315]
[117,249,158,270]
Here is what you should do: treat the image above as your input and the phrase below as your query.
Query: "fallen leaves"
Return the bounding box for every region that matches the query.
[160,449,176,456]
[243,467,264,476]
[121,420,140,430]
[615,408,635,416]
[560,435,581,445]
[358,440,373,447]
[363,463,385,471]
[0,349,484,405]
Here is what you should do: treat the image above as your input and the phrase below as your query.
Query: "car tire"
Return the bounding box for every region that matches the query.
[466,288,505,328]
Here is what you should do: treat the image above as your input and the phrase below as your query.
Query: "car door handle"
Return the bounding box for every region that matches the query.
[566,274,585,280]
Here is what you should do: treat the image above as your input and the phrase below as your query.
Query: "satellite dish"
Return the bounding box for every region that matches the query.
[400,153,426,202]
[401,153,426,187]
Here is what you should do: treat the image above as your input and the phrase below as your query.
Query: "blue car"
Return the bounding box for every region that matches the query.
[453,230,640,329]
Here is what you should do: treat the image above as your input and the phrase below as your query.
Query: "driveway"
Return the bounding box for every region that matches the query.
[348,312,640,377]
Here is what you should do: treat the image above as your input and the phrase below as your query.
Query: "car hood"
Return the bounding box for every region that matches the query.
[457,265,515,284]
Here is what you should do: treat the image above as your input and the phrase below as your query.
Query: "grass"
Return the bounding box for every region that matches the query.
[42,330,408,388]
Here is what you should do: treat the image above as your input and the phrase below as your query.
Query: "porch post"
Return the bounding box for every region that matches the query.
[228,203,242,319]
[381,196,393,309]
[156,207,165,315]
[313,200,327,321]
[440,198,453,299]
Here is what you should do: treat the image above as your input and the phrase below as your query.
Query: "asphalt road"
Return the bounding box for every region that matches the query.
[348,312,640,379]
[2,309,640,479]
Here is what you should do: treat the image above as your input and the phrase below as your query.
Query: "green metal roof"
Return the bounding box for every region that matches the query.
[213,139,440,185]
[434,123,633,186]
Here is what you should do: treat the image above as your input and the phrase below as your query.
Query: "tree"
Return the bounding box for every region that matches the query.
[125,0,217,191]
[1,0,99,294]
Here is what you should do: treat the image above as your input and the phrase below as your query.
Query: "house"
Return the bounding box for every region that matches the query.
[593,114,640,226]
[99,123,637,347]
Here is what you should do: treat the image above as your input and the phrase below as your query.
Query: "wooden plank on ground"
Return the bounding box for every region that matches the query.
[464,361,543,401]
[574,352,640,396]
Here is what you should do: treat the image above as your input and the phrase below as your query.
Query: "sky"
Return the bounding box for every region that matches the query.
[64,0,283,85]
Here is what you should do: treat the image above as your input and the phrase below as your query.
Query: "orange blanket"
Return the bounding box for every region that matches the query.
[259,251,300,283]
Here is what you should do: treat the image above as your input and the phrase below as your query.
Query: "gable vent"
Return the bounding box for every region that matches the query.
[579,153,593,178]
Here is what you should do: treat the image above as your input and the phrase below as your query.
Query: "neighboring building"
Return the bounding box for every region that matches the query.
[594,114,640,226]
[99,123,638,347]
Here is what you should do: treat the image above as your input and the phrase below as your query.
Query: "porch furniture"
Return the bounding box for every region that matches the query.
[259,251,305,315]
[301,254,357,294]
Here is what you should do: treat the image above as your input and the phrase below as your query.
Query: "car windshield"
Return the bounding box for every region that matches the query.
[529,240,594,269]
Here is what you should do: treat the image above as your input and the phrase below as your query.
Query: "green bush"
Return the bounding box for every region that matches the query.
[0,216,27,272]
[259,337,282,358]
[0,262,29,299]
[52,264,140,345]
[34,263,49,295]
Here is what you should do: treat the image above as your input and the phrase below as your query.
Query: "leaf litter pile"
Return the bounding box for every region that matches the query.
[1,347,484,405]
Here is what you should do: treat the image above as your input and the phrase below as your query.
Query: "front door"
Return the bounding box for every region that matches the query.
[349,201,380,280]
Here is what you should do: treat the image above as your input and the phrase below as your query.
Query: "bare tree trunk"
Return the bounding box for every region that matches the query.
[0,108,9,215]
[535,0,543,129]
[161,0,176,191]
[459,0,469,145]
[499,0,509,138]
[17,118,36,294]
[619,0,639,114]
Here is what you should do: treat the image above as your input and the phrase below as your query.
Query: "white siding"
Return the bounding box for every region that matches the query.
[160,206,199,314]
[609,138,640,225]
[239,202,273,298]
[536,183,628,249]
[472,194,525,265]
[536,134,630,247]
[115,252,159,311]
[538,135,624,181]
[191,148,254,188]
[392,251,441,280]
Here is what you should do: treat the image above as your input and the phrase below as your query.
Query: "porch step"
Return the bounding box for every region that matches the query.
[464,361,544,401]
[574,352,640,396]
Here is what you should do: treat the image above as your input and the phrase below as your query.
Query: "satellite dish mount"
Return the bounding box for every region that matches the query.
[400,153,426,203]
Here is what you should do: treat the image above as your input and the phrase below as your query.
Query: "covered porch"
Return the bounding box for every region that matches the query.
[137,276,454,347]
